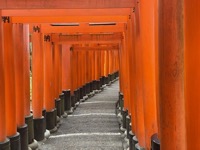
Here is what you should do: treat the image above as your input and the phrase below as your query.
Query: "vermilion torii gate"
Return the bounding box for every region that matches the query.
[0,0,200,150]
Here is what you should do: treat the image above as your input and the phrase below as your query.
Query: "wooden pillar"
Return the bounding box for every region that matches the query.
[4,18,17,137]
[54,44,61,97]
[105,50,109,77]
[127,13,136,134]
[43,35,54,112]
[32,25,45,141]
[32,25,44,119]
[70,48,76,94]
[140,0,158,148]
[23,24,31,117]
[3,17,21,149]
[13,24,25,127]
[133,1,146,147]
[184,0,200,149]
[158,0,186,149]
[0,11,7,144]
[119,44,124,93]
[92,51,96,81]
[62,45,71,90]
[101,51,105,77]
[121,34,129,110]
[58,46,62,93]
[108,50,112,75]
[14,23,29,150]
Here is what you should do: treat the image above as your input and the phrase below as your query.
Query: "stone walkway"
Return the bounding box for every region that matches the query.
[40,80,123,150]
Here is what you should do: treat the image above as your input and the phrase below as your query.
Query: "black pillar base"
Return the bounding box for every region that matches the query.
[96,80,100,90]
[129,131,134,150]
[89,82,93,93]
[151,133,160,150]
[132,136,138,150]
[86,83,90,95]
[55,98,61,117]
[74,90,78,104]
[17,124,28,150]
[0,138,10,150]
[120,99,124,115]
[99,77,103,87]
[92,80,96,91]
[108,74,112,83]
[25,114,34,144]
[126,115,131,139]
[77,88,80,102]
[105,76,109,84]
[33,117,45,141]
[54,108,57,127]
[122,109,128,129]
[59,93,65,116]
[103,76,106,84]
[71,95,75,108]
[46,109,56,132]
[119,92,124,111]
[82,85,86,97]
[63,90,71,112]
[79,87,83,100]
[8,132,20,150]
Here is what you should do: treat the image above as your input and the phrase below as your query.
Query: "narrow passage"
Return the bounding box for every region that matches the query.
[40,81,123,150]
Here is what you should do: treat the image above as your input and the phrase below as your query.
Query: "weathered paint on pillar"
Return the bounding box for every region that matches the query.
[32,25,44,118]
[158,0,186,149]
[13,23,25,127]
[23,24,30,117]
[134,1,146,146]
[62,45,71,90]
[4,18,17,136]
[140,0,158,148]
[0,11,6,142]
[184,0,200,149]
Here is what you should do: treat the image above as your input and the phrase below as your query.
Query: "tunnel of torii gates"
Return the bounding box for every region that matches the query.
[0,0,200,150]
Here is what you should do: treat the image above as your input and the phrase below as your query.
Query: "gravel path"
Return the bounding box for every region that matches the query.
[40,80,123,150]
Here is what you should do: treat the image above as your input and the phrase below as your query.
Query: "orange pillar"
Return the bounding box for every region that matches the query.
[3,17,20,148]
[58,46,62,94]
[61,45,71,112]
[132,2,146,147]
[43,35,55,112]
[43,35,57,131]
[32,25,45,141]
[54,44,60,97]
[0,12,10,147]
[13,23,29,149]
[184,0,200,149]
[23,24,35,146]
[127,12,136,137]
[158,0,186,149]
[14,24,25,127]
[105,50,109,78]
[118,44,124,94]
[140,0,158,148]
[54,43,63,117]
[23,24,31,117]
[62,45,71,90]
[100,51,104,77]
[92,51,95,82]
